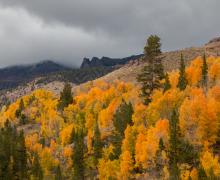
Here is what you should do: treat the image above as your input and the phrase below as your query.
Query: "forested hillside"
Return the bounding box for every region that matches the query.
[1,53,220,179]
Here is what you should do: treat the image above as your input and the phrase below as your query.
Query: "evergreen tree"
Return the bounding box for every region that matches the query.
[168,110,198,179]
[32,153,43,180]
[0,120,16,179]
[198,166,207,180]
[137,65,154,105]
[72,129,85,180]
[19,98,25,111]
[159,137,165,151]
[155,138,165,178]
[0,121,28,180]
[13,130,28,179]
[0,127,9,179]
[110,100,133,159]
[144,35,162,59]
[201,53,208,89]
[137,35,164,105]
[163,73,171,93]
[55,165,62,180]
[15,98,25,118]
[19,113,28,125]
[178,140,198,167]
[57,83,73,111]
[93,120,102,166]
[177,54,188,91]
[168,110,181,180]
[113,100,133,136]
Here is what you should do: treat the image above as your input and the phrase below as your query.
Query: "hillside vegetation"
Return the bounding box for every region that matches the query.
[98,37,220,84]
[1,54,220,179]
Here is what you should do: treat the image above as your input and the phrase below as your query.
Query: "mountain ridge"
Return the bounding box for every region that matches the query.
[0,54,142,91]
[80,54,143,68]
[0,60,70,90]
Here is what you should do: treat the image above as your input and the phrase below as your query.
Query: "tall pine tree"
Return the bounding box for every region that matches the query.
[31,153,43,180]
[0,121,28,180]
[110,99,133,160]
[137,35,164,105]
[93,120,102,166]
[137,65,154,105]
[13,130,28,179]
[55,165,62,180]
[72,128,85,180]
[0,124,11,179]
[201,53,208,89]
[0,120,16,179]
[177,54,188,91]
[155,138,165,178]
[168,110,181,180]
[168,110,198,179]
[57,83,73,111]
[163,73,171,93]
[15,98,25,118]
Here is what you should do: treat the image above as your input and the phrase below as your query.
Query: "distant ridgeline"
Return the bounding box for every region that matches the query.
[0,55,142,90]
[0,61,69,90]
[80,54,143,68]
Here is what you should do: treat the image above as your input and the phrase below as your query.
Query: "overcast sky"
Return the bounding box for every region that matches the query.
[0,0,219,68]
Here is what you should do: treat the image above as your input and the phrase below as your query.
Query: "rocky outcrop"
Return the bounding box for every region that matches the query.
[81,58,91,68]
[80,54,143,69]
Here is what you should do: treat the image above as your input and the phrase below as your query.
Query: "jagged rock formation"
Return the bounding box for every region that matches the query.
[80,55,143,68]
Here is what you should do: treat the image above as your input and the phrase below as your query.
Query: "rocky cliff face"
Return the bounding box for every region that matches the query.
[80,54,143,68]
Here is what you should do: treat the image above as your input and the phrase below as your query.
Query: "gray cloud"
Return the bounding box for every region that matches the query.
[0,0,219,67]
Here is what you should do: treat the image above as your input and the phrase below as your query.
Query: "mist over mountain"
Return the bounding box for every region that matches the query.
[0,60,70,90]
[0,54,141,90]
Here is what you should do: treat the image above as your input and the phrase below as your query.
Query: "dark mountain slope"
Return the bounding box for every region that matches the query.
[36,66,114,85]
[0,60,69,90]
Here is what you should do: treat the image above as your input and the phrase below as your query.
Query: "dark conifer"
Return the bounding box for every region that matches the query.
[13,130,28,179]
[93,120,102,166]
[177,54,188,91]
[55,165,62,180]
[32,153,43,180]
[155,138,165,178]
[168,110,181,180]
[110,100,133,159]
[163,73,171,93]
[201,53,208,89]
[72,129,85,180]
[15,98,25,118]
[137,35,164,105]
[57,83,73,111]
